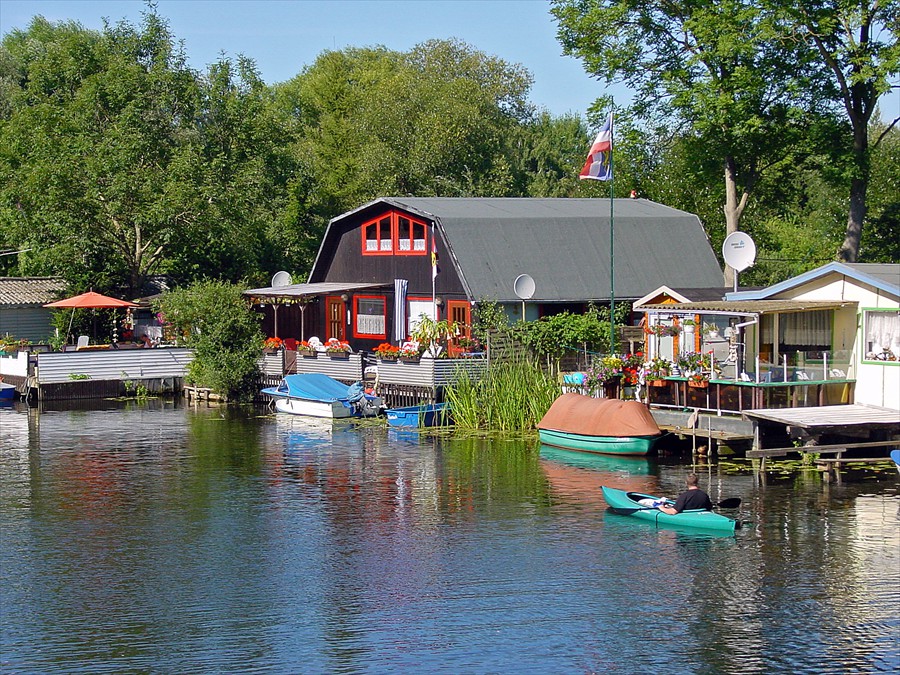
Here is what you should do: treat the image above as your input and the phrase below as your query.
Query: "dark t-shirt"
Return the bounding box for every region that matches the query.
[673,488,713,513]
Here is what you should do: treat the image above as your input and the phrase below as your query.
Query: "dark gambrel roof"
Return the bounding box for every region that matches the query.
[372,197,724,302]
[0,277,67,307]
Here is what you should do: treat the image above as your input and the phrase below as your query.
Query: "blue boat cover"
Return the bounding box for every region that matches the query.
[266,373,363,403]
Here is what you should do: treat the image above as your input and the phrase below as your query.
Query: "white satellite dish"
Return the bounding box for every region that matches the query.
[722,232,757,272]
[514,274,536,300]
[271,270,292,287]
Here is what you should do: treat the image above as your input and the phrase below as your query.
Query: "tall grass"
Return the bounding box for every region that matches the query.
[445,357,560,431]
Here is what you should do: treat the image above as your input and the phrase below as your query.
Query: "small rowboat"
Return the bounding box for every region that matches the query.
[601,486,740,533]
[385,403,451,428]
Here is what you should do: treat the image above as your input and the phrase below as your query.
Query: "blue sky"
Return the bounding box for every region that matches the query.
[1,0,895,124]
[0,0,619,120]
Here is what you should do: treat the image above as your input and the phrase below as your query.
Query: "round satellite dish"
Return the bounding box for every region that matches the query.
[271,271,292,287]
[514,273,536,300]
[722,232,757,272]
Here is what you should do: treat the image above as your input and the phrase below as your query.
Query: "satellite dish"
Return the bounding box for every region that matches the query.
[271,271,292,287]
[514,274,535,300]
[722,232,756,272]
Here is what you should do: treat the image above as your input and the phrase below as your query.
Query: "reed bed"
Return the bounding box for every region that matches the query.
[444,357,559,431]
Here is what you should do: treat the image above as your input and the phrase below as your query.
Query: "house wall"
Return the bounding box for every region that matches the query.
[0,307,55,342]
[767,272,899,409]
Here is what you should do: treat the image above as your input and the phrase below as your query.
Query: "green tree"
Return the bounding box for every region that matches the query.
[276,39,534,212]
[552,0,829,286]
[764,0,900,262]
[154,280,263,401]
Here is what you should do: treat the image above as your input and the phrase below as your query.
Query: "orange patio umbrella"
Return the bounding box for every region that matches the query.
[44,291,139,342]
[44,291,138,309]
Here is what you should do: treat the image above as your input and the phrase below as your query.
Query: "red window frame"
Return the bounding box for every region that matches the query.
[352,294,387,340]
[361,210,429,256]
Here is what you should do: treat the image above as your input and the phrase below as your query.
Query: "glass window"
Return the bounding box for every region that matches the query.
[355,297,386,339]
[361,211,430,256]
[863,310,900,361]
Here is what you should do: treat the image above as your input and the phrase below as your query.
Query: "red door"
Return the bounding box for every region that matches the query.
[326,296,346,342]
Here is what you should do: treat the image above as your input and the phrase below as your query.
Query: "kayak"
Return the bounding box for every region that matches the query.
[600,486,740,533]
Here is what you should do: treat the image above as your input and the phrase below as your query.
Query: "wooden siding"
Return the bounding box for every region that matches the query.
[0,307,55,342]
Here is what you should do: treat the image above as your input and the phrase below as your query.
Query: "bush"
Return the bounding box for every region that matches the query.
[153,281,263,401]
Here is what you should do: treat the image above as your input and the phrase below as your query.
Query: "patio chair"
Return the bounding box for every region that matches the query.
[76,335,89,350]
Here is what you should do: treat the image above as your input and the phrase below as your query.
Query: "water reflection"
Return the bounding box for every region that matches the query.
[0,405,897,673]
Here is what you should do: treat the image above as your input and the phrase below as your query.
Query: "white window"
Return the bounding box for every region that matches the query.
[863,310,900,361]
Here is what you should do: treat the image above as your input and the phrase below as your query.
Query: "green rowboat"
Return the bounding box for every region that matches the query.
[601,486,740,533]
[538,429,658,455]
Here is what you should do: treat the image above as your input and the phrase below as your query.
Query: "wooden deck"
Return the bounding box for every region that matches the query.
[743,404,900,432]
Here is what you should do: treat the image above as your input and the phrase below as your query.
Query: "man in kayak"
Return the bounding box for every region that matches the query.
[658,474,713,514]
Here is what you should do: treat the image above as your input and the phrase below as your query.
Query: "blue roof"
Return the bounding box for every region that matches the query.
[726,262,900,301]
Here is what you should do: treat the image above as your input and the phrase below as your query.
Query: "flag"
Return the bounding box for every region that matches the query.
[431,230,440,279]
[579,113,613,181]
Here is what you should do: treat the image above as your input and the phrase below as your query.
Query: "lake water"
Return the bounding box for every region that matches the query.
[1,401,898,674]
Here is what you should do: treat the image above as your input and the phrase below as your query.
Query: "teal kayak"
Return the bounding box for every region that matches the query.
[600,486,739,533]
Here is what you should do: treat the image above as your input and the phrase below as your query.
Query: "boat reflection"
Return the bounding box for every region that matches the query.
[539,444,657,507]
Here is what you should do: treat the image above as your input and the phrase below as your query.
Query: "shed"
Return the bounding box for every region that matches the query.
[0,277,67,342]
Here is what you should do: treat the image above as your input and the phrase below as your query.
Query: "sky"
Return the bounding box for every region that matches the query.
[1,1,895,124]
[0,0,620,120]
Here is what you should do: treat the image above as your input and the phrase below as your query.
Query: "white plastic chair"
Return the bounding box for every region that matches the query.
[76,335,89,350]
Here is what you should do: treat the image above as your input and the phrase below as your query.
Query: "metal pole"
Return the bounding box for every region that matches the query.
[609,112,616,353]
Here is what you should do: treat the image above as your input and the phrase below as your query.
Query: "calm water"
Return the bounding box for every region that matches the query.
[1,401,898,674]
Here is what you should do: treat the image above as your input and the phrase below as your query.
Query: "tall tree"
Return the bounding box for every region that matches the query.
[276,39,534,212]
[552,0,828,286]
[765,0,900,262]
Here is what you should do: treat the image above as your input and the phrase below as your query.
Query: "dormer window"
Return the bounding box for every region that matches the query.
[362,211,428,256]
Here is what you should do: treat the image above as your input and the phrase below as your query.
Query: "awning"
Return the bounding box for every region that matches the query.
[244,282,391,303]
[640,299,856,315]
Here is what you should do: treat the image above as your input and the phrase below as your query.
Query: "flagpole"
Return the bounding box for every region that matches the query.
[609,110,616,354]
[431,225,437,320]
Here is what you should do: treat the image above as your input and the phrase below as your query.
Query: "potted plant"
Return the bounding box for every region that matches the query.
[702,322,721,339]
[263,336,283,354]
[374,342,399,361]
[649,324,678,338]
[399,342,423,362]
[687,372,709,388]
[680,318,697,333]
[296,340,317,357]
[645,357,671,386]
[324,338,351,358]
[409,314,457,357]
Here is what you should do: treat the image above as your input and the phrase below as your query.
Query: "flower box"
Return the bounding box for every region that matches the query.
[399,355,421,363]
[297,349,317,358]
[648,379,667,387]
[379,355,398,362]
[688,379,708,389]
[327,351,349,359]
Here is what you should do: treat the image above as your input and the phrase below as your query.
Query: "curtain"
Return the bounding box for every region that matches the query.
[865,310,900,355]
[779,310,831,348]
[393,279,408,342]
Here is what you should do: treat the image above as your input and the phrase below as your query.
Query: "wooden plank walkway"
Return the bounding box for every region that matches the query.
[743,404,900,430]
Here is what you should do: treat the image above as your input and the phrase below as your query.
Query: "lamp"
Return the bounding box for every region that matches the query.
[340,293,349,302]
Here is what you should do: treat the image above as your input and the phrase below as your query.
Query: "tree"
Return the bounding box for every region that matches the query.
[153,280,263,400]
[552,0,829,286]
[764,0,900,262]
[276,39,534,212]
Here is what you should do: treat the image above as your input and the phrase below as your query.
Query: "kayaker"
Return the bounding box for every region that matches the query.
[658,474,713,514]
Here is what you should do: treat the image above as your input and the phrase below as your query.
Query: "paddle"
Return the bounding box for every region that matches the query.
[613,496,742,514]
